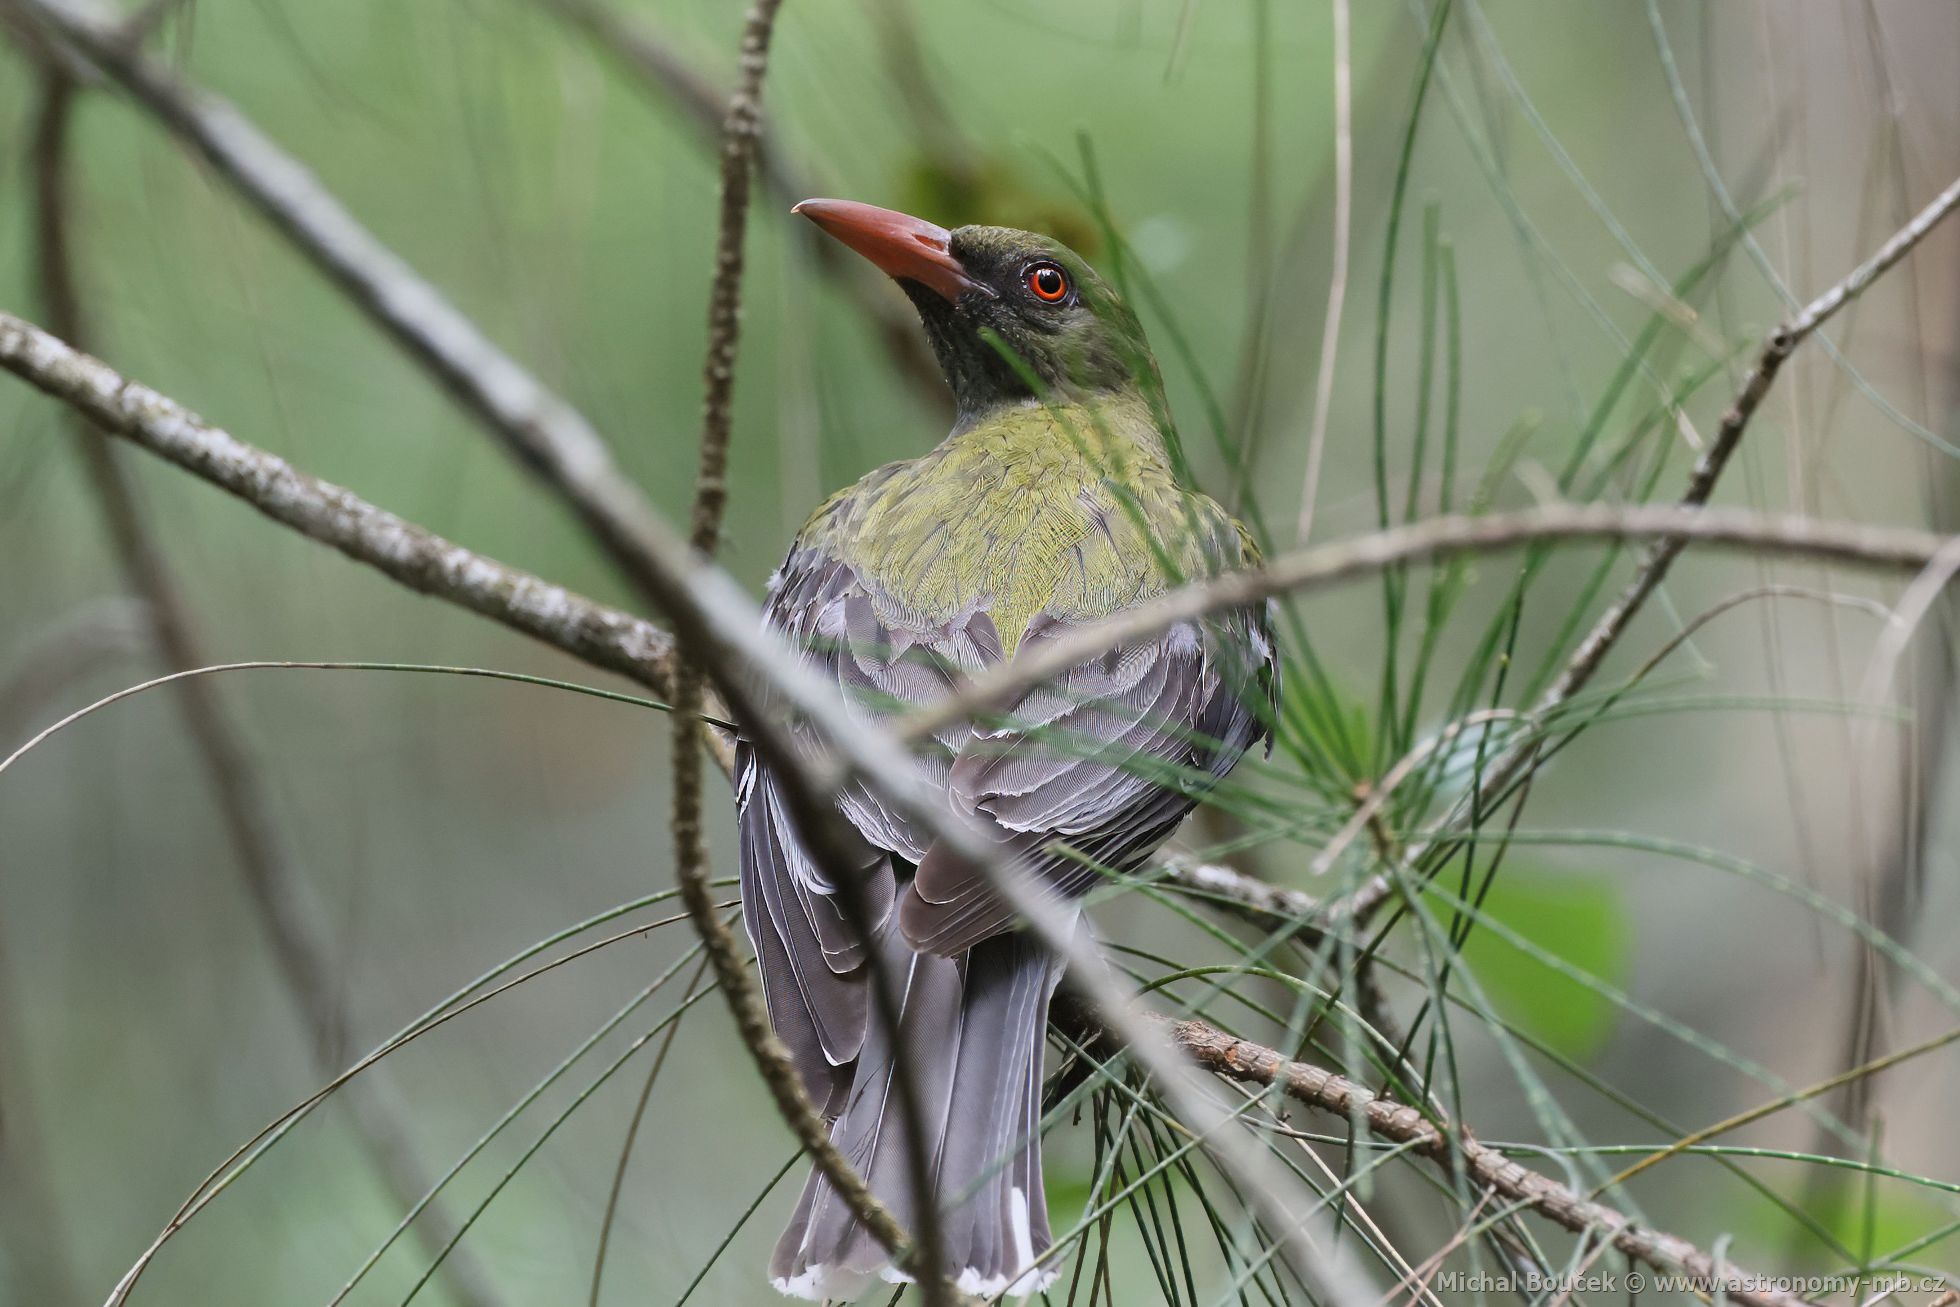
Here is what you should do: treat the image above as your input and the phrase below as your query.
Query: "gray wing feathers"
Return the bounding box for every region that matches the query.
[738,755,895,1110]
[900,613,1272,957]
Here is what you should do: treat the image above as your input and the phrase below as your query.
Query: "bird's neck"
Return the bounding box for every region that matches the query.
[949,383,1174,470]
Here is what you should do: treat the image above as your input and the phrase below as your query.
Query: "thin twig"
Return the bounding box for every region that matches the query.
[686,2,952,1280]
[1307,710,1521,879]
[665,1,954,1298]
[1158,855,1392,952]
[0,307,696,716]
[531,0,947,408]
[892,501,1955,752]
[688,0,777,560]
[12,0,717,634]
[1153,1013,1818,1307]
[25,68,508,1307]
[1541,171,1960,714]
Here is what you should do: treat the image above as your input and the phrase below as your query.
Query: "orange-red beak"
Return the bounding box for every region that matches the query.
[792,198,993,302]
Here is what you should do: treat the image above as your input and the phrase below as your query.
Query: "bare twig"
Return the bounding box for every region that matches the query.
[532,0,946,409]
[892,501,1955,752]
[662,0,953,1296]
[0,310,678,697]
[0,314,1872,1303]
[25,70,509,1307]
[1307,710,1521,879]
[11,0,718,635]
[1540,171,1960,715]
[688,1,777,560]
[1158,855,1392,951]
[1155,1014,1818,1307]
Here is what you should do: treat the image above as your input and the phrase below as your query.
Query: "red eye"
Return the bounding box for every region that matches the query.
[1026,262,1070,302]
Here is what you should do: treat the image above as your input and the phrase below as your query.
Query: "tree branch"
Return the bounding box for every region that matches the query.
[892,502,1953,753]
[1158,855,1392,950]
[1148,1013,1817,1307]
[0,310,678,700]
[662,0,960,1298]
[12,0,716,632]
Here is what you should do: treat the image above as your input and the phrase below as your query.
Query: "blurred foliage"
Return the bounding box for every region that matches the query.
[1456,863,1629,1062]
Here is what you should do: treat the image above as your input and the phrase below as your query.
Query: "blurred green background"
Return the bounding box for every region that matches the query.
[2,1,1958,1303]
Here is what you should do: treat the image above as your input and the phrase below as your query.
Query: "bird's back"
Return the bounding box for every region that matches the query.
[789,392,1255,662]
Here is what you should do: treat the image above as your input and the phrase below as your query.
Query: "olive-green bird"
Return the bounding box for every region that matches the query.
[743,199,1276,1301]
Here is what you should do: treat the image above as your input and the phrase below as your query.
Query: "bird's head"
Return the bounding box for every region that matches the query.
[793,198,1160,427]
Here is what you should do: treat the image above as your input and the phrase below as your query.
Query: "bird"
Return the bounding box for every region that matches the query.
[740,198,1277,1301]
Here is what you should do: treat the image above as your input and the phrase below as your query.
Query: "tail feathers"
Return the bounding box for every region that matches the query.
[771,931,1063,1302]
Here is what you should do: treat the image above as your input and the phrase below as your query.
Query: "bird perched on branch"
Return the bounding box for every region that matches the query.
[742,199,1276,1301]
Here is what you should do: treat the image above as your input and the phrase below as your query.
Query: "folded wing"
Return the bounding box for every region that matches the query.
[740,529,1275,1102]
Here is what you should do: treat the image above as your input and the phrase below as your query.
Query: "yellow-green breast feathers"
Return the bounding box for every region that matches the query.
[794,394,1250,657]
